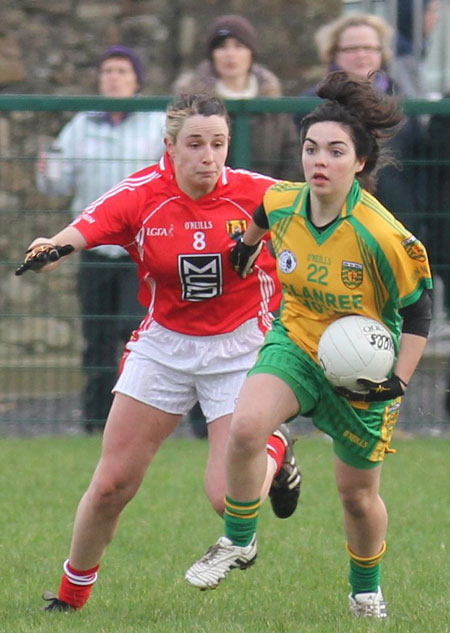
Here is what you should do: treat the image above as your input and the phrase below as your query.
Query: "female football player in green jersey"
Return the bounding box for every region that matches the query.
[185,71,433,619]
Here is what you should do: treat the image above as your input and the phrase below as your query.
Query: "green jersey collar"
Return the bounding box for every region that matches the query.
[300,179,362,218]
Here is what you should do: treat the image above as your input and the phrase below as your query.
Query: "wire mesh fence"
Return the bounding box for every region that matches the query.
[1,96,450,437]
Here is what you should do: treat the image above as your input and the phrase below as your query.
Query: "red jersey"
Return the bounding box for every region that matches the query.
[71,153,281,336]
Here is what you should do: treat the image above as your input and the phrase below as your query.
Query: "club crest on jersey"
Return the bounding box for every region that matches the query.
[278,250,297,273]
[401,235,426,262]
[226,219,248,241]
[341,261,363,289]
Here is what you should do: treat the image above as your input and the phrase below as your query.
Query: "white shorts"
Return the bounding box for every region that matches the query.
[113,319,265,423]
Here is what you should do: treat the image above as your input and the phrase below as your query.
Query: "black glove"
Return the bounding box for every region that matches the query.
[335,375,407,403]
[229,236,263,279]
[15,243,74,276]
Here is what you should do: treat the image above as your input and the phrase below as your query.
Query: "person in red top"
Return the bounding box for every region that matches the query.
[16,94,301,611]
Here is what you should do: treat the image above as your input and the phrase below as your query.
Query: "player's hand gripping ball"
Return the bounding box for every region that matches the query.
[15,243,74,276]
[318,315,400,402]
[336,374,406,402]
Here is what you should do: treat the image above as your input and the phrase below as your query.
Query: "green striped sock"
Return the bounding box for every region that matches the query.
[347,542,386,596]
[349,559,381,596]
[224,496,260,546]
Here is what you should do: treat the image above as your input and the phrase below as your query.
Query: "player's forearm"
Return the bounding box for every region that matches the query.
[30,226,87,252]
[242,220,267,246]
[394,332,428,386]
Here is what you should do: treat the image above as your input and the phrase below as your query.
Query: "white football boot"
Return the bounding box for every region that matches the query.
[185,535,257,590]
[349,586,388,618]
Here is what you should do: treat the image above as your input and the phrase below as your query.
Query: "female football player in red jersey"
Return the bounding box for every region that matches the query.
[185,73,433,619]
[17,94,301,611]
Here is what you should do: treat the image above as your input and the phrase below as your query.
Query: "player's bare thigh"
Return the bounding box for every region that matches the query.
[334,454,382,499]
[231,373,299,440]
[92,393,182,491]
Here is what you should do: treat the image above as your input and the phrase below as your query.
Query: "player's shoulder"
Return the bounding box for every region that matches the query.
[356,189,411,238]
[224,166,277,188]
[129,158,165,183]
[220,167,277,205]
[354,189,429,262]
[264,180,306,212]
[106,161,165,205]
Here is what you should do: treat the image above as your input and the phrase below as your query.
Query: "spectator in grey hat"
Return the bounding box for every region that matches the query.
[36,45,166,433]
[206,14,259,60]
[173,14,301,181]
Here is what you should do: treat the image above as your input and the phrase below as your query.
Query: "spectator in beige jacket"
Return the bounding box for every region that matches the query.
[174,14,301,181]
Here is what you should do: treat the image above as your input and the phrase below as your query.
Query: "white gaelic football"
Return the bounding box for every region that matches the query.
[318,315,395,392]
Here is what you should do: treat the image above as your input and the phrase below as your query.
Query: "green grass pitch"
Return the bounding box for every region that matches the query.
[0,433,449,632]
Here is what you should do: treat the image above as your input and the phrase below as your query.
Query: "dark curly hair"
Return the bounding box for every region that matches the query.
[300,71,404,192]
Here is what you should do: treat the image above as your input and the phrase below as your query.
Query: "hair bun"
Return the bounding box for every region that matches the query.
[316,70,402,136]
[316,71,370,108]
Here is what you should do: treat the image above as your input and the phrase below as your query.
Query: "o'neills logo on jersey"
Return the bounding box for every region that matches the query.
[341,261,363,289]
[146,225,174,237]
[226,219,247,240]
[401,235,426,262]
[278,250,297,273]
[185,221,213,230]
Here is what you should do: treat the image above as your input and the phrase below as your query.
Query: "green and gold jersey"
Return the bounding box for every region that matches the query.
[264,179,433,362]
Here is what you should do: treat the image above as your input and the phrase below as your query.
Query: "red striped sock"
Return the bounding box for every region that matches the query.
[58,559,100,609]
[266,434,286,476]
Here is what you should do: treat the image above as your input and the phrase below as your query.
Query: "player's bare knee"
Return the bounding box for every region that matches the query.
[339,488,372,519]
[88,475,139,513]
[229,413,266,455]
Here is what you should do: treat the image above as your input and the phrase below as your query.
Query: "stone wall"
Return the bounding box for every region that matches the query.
[1,0,340,96]
[0,0,340,363]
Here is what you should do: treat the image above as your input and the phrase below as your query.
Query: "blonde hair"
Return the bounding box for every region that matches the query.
[165,93,230,144]
[315,13,394,67]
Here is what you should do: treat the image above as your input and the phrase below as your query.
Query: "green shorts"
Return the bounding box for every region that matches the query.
[249,320,401,469]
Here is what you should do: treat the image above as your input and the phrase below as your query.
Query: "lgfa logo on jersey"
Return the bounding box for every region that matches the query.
[279,250,297,273]
[401,235,426,262]
[226,219,247,241]
[146,224,174,237]
[341,260,363,289]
